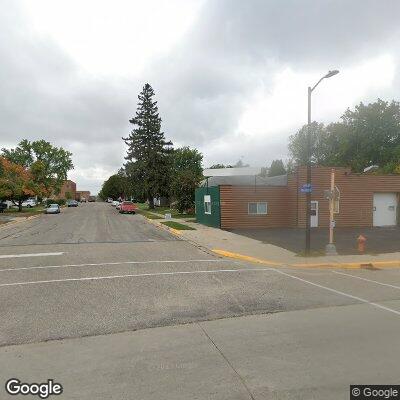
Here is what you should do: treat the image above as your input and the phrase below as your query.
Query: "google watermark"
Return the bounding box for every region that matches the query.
[5,378,63,399]
[351,385,400,400]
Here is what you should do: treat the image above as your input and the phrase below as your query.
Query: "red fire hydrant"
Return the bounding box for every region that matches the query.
[357,235,367,253]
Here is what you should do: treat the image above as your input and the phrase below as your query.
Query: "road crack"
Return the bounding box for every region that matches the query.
[196,321,256,400]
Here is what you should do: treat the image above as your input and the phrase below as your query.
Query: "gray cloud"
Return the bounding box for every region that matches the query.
[1,0,400,192]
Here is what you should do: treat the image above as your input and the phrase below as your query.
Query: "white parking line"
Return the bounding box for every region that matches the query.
[0,252,64,259]
[333,270,400,290]
[270,267,400,317]
[0,259,230,273]
[0,268,272,287]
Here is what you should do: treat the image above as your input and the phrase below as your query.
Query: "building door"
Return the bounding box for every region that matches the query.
[373,193,397,226]
[311,201,318,227]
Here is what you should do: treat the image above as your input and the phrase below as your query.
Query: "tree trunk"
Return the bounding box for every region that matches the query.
[148,196,154,209]
[18,200,22,212]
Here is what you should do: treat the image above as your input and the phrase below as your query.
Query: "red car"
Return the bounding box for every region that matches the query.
[119,201,137,214]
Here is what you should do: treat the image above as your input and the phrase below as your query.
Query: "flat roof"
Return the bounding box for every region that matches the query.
[203,167,262,177]
[200,174,287,187]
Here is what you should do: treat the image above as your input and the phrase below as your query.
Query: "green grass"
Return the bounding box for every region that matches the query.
[136,203,149,210]
[136,204,195,218]
[160,221,196,230]
[296,249,327,257]
[136,210,163,219]
[3,206,46,216]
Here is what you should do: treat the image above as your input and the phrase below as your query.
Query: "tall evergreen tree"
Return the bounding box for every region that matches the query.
[123,83,172,208]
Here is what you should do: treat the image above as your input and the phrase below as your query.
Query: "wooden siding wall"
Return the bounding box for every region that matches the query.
[220,185,290,229]
[291,166,400,228]
[218,167,400,230]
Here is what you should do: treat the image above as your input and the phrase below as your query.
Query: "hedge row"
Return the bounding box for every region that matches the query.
[46,199,66,206]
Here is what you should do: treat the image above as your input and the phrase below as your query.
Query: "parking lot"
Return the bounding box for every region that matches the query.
[1,203,400,399]
[230,226,400,255]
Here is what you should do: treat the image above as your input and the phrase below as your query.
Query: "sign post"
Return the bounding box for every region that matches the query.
[325,169,338,255]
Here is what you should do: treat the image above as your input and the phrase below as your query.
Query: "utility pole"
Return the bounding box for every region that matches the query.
[325,168,338,255]
[305,70,339,256]
[305,87,312,255]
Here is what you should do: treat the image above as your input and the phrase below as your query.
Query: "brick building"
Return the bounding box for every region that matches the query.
[75,191,91,201]
[196,166,400,229]
[56,180,76,200]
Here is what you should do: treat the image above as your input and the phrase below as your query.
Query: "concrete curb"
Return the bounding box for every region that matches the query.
[141,215,219,258]
[212,249,400,270]
[0,214,41,231]
[141,215,182,238]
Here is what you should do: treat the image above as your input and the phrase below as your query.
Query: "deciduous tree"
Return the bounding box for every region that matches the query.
[170,147,203,213]
[2,139,74,196]
[268,159,286,177]
[0,157,42,211]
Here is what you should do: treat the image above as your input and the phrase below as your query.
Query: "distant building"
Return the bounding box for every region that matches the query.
[55,180,76,200]
[76,191,91,201]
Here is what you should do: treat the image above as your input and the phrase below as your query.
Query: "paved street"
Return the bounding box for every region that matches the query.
[0,202,176,246]
[1,203,400,399]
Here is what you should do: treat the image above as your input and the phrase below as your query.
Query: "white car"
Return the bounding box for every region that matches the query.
[21,199,37,208]
[45,204,61,214]
[112,200,119,207]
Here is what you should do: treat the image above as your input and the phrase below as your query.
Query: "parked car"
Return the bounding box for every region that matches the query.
[80,197,87,203]
[88,196,96,202]
[116,202,121,210]
[0,202,7,213]
[21,199,37,208]
[45,204,61,214]
[66,200,79,207]
[119,201,137,214]
[107,198,113,203]
[112,200,119,207]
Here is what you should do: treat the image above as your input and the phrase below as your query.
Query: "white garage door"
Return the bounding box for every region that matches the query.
[373,193,397,226]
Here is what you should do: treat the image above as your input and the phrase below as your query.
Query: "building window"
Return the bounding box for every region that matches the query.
[248,202,268,215]
[204,195,211,215]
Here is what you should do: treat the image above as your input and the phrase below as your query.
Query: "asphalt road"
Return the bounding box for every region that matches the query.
[0,201,175,246]
[1,202,400,399]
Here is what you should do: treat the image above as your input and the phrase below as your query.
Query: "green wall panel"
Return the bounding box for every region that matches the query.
[195,186,220,228]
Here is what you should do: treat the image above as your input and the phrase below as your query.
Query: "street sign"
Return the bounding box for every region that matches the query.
[324,189,333,200]
[324,186,340,200]
[300,184,313,193]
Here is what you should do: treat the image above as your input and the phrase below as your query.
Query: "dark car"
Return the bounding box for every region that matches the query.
[66,200,79,207]
[0,202,7,213]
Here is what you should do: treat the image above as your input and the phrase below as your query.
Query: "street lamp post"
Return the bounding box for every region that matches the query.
[305,70,339,256]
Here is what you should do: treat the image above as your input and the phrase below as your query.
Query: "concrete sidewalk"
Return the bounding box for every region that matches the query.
[2,302,399,400]
[173,222,400,269]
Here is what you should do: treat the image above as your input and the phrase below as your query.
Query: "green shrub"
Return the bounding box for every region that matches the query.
[46,198,66,206]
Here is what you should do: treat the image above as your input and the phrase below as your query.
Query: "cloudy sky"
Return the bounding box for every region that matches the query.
[1,0,399,193]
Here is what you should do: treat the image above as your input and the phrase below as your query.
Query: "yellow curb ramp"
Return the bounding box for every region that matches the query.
[212,249,283,266]
[212,249,400,270]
